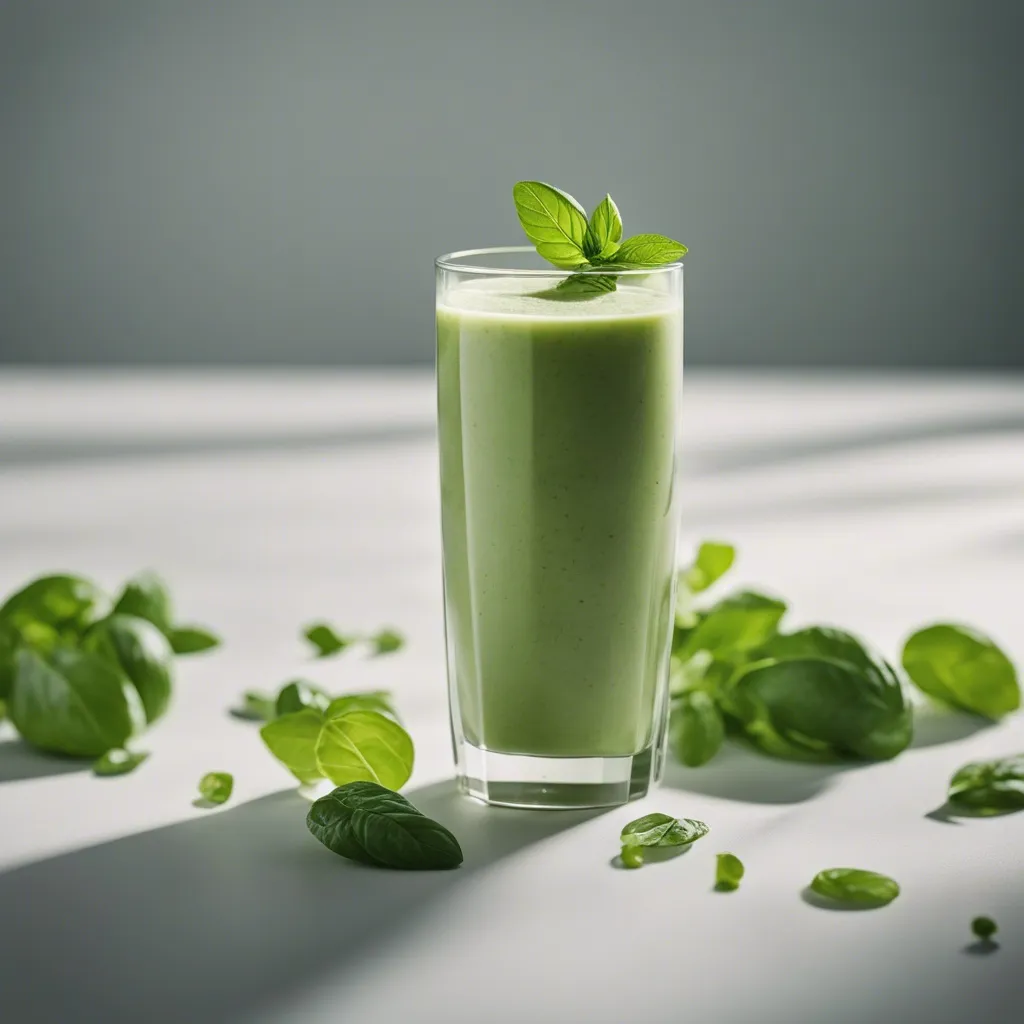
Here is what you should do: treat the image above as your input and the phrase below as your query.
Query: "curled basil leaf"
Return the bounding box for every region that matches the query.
[620,812,709,848]
[810,868,899,908]
[948,754,1024,814]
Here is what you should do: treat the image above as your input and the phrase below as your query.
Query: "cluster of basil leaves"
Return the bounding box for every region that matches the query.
[512,181,687,298]
[0,572,219,769]
[669,541,1020,777]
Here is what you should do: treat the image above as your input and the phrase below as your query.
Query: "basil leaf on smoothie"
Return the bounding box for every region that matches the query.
[606,233,689,266]
[535,274,617,300]
[583,194,623,259]
[512,181,590,269]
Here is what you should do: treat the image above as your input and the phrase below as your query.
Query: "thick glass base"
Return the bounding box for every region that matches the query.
[457,741,660,809]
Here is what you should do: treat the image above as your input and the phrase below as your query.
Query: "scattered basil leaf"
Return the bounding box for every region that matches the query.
[307,781,463,870]
[810,868,900,908]
[620,812,710,848]
[902,624,1019,720]
[85,614,174,724]
[198,771,233,805]
[715,852,745,891]
[9,648,137,757]
[620,846,644,869]
[371,629,405,656]
[512,181,589,269]
[303,622,350,658]
[583,194,623,259]
[94,748,149,776]
[947,754,1024,814]
[112,571,173,634]
[609,233,688,266]
[681,541,736,595]
[238,690,277,722]
[315,709,414,790]
[972,916,997,940]
[260,709,325,784]
[275,679,331,718]
[676,591,787,661]
[672,688,725,767]
[169,625,221,655]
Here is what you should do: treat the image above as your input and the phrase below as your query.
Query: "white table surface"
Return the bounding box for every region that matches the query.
[0,369,1022,1024]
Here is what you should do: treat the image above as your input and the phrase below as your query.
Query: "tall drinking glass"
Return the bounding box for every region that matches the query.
[436,247,684,809]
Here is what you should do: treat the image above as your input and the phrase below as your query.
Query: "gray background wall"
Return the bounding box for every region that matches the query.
[1,0,1021,368]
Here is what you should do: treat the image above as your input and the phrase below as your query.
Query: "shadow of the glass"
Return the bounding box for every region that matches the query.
[0,779,605,1024]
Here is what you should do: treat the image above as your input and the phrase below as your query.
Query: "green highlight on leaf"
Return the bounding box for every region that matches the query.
[809,868,899,908]
[715,852,745,891]
[94,748,149,777]
[947,753,1024,814]
[198,771,234,805]
[303,622,350,658]
[902,623,1019,720]
[620,812,709,848]
[315,709,414,790]
[307,781,463,870]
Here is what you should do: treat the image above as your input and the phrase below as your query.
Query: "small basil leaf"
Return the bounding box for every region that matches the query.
[169,625,221,655]
[533,274,618,300]
[810,868,900,908]
[583,194,623,258]
[94,748,149,776]
[307,781,463,870]
[715,852,745,891]
[260,709,325,783]
[371,629,405,656]
[902,624,1019,719]
[86,614,174,724]
[275,679,331,718]
[112,571,174,635]
[680,541,736,594]
[512,181,589,269]
[620,845,644,869]
[972,916,997,940]
[303,622,350,658]
[672,688,725,767]
[676,591,787,661]
[9,647,135,757]
[620,812,709,848]
[198,771,233,805]
[609,233,688,266]
[314,710,414,790]
[948,754,1024,813]
[324,691,399,721]
[237,690,277,722]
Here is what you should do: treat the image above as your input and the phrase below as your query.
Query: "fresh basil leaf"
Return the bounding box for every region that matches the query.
[810,868,900,908]
[620,812,709,848]
[86,614,174,724]
[236,690,277,722]
[307,781,463,870]
[972,916,997,940]
[9,647,136,757]
[371,629,405,656]
[0,626,15,700]
[722,628,912,762]
[275,679,331,718]
[169,625,220,655]
[680,541,736,594]
[112,571,174,635]
[607,233,688,266]
[94,748,149,776]
[668,650,714,697]
[314,709,414,790]
[534,273,618,300]
[512,181,589,269]
[198,771,233,805]
[303,622,350,658]
[583,194,623,259]
[672,688,725,767]
[260,709,325,784]
[902,624,1019,720]
[324,691,398,721]
[715,852,745,891]
[948,754,1024,814]
[620,845,644,869]
[676,591,787,661]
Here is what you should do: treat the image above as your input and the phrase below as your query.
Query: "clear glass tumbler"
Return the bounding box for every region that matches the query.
[436,246,684,808]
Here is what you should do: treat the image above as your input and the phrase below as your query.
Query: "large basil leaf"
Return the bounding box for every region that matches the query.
[810,868,900,908]
[512,181,589,269]
[9,647,137,757]
[324,691,398,721]
[947,754,1024,814]
[721,627,912,762]
[86,614,174,724]
[260,709,326,784]
[112,571,173,634]
[902,624,1019,719]
[314,709,414,789]
[676,591,787,661]
[307,781,463,870]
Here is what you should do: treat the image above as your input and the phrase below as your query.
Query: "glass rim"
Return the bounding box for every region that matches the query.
[435,245,683,277]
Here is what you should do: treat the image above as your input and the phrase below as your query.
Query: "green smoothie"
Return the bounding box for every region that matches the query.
[437,278,682,759]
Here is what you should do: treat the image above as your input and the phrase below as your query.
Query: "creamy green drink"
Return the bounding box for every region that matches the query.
[438,279,682,761]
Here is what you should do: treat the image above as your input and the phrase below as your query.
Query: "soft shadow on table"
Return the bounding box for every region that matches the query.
[661,741,847,804]
[0,738,88,783]
[0,779,603,1024]
[910,704,992,750]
